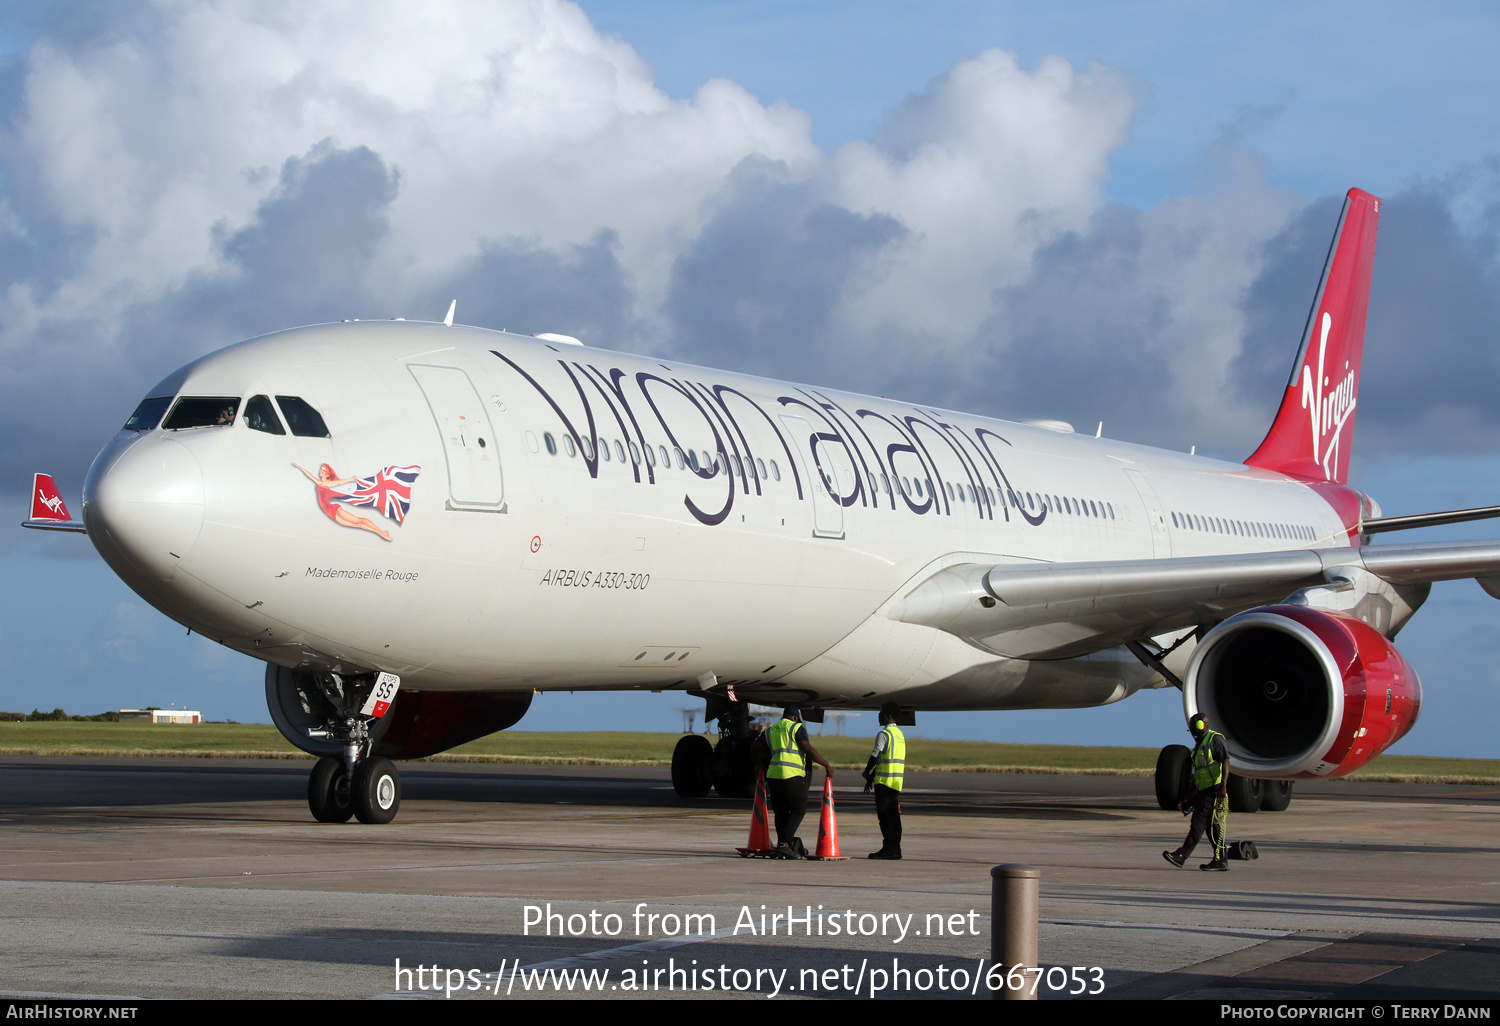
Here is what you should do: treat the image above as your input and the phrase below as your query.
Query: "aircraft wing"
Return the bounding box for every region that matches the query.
[890,539,1500,660]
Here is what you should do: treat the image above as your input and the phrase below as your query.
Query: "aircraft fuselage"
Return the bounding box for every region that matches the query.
[82,320,1355,713]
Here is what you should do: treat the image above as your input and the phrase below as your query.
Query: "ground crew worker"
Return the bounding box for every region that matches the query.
[862,703,905,860]
[752,705,833,859]
[1163,712,1230,871]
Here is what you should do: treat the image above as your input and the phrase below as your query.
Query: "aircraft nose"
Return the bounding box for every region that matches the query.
[84,437,205,580]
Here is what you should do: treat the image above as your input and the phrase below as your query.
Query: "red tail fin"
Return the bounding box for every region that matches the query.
[30,473,71,521]
[1246,188,1381,485]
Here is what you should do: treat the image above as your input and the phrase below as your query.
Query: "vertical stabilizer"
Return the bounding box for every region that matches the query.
[1246,188,1380,485]
[30,473,70,521]
[22,472,86,532]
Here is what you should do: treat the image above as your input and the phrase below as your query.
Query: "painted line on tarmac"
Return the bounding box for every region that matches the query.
[53,854,693,886]
[1042,918,1290,939]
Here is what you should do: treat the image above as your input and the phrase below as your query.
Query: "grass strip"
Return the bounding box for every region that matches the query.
[0,723,1495,783]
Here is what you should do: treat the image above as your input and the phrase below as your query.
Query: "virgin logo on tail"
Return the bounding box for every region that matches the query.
[1301,312,1358,481]
[1246,188,1380,487]
[31,473,71,521]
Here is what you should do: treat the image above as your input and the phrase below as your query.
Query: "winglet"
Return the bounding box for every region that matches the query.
[22,473,87,533]
[443,300,456,327]
[1245,188,1381,485]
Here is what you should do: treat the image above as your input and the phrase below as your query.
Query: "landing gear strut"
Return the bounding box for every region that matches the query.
[708,701,757,799]
[303,672,402,824]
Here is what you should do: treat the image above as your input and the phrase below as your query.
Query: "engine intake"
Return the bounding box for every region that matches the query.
[1184,605,1421,779]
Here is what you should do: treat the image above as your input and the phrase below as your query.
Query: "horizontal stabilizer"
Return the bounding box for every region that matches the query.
[22,473,86,533]
[1362,505,1500,534]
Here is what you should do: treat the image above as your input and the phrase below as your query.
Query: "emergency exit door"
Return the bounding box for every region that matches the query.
[1124,467,1170,558]
[408,364,506,511]
[779,413,845,539]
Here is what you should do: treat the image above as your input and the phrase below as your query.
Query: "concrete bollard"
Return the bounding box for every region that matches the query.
[990,864,1040,1000]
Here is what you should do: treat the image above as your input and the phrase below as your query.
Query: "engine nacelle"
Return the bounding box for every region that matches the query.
[266,664,533,760]
[1183,605,1421,779]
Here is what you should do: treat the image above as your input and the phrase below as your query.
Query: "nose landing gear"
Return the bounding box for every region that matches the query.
[302,671,403,824]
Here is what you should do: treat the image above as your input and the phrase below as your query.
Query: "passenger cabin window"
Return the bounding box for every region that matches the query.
[544,432,557,455]
[123,395,173,432]
[563,434,576,457]
[274,396,330,438]
[164,396,240,430]
[244,395,285,435]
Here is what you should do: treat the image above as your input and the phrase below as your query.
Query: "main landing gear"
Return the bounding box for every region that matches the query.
[672,700,756,799]
[1154,744,1294,813]
[302,673,402,824]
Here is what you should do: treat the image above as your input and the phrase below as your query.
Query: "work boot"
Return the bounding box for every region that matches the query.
[1200,859,1229,872]
[773,843,803,860]
[868,848,902,860]
[1162,849,1186,868]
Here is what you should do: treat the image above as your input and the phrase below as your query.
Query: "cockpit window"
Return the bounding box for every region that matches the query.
[123,396,173,432]
[163,396,240,430]
[274,396,331,438]
[244,395,286,435]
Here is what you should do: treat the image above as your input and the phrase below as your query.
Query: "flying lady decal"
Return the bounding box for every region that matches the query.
[293,462,421,542]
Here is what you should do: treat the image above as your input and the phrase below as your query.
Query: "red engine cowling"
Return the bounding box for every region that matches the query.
[1183,605,1421,779]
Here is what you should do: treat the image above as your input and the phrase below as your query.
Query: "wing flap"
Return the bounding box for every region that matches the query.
[893,540,1500,660]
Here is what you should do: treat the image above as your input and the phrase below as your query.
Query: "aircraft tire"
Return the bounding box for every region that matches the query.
[671,734,713,798]
[1154,744,1191,810]
[711,735,755,800]
[308,756,355,823]
[352,756,401,824]
[1260,779,1294,812]
[1226,773,1263,814]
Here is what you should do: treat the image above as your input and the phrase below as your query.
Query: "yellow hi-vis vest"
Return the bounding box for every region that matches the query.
[1192,729,1226,791]
[874,723,905,791]
[765,718,806,779]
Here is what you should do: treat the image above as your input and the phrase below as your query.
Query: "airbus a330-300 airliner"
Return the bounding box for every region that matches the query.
[24,187,1500,824]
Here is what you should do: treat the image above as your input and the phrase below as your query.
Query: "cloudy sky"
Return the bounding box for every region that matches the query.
[1,1,1498,755]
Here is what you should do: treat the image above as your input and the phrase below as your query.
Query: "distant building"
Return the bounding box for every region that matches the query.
[119,709,201,724]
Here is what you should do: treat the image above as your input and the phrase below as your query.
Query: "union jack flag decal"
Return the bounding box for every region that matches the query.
[348,465,421,524]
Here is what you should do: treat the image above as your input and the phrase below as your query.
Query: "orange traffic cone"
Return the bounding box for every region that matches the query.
[736,771,775,857]
[812,776,847,860]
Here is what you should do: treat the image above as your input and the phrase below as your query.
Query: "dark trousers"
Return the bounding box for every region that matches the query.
[1179,789,1227,861]
[766,775,810,846]
[874,784,902,852]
